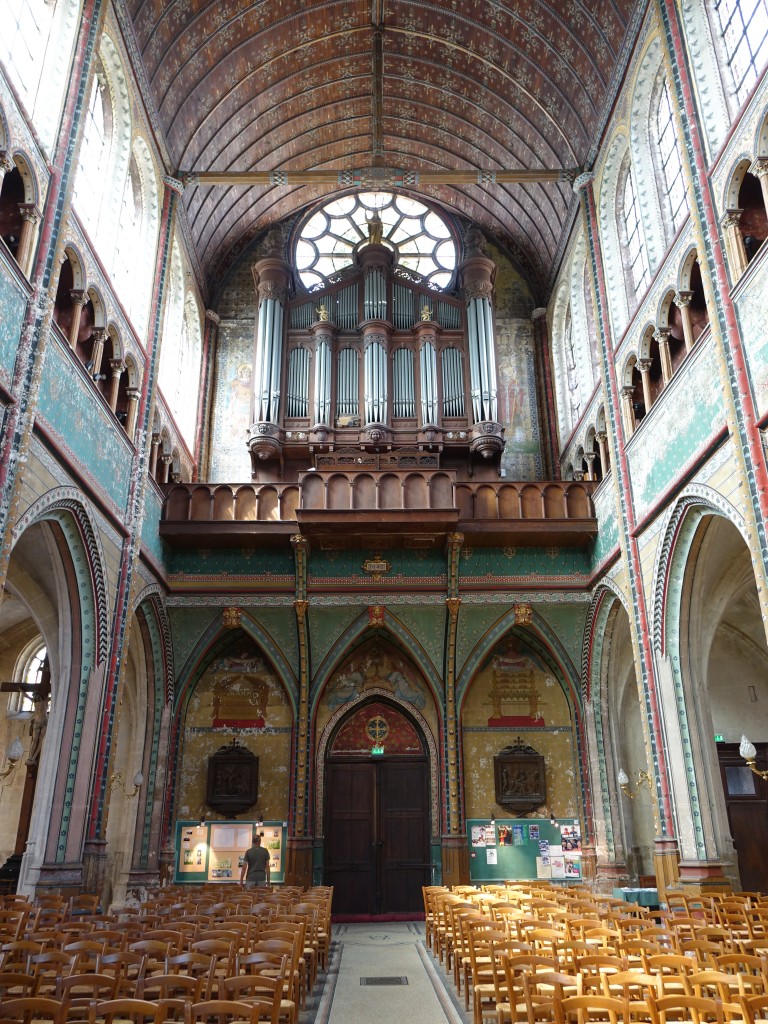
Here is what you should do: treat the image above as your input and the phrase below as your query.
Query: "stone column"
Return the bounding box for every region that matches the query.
[125,388,140,440]
[194,310,220,478]
[750,159,768,219]
[654,327,673,383]
[68,290,87,350]
[16,204,42,277]
[674,292,695,354]
[620,385,636,437]
[108,359,124,412]
[720,210,747,280]
[583,451,597,482]
[595,431,609,475]
[638,359,653,413]
[89,328,106,379]
[160,454,172,484]
[149,433,161,478]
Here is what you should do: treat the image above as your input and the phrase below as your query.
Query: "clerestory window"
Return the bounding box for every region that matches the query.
[714,0,768,106]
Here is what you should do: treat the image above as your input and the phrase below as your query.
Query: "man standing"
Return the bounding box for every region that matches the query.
[240,833,270,888]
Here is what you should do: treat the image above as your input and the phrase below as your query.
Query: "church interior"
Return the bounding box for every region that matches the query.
[1,0,768,922]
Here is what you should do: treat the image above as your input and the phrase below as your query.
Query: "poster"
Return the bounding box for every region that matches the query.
[529,824,539,841]
[487,848,498,865]
[550,855,566,879]
[512,824,525,846]
[471,825,488,847]
[564,855,582,879]
[536,856,552,879]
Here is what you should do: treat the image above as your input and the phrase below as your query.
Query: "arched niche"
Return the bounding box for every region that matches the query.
[460,632,580,824]
[174,632,293,827]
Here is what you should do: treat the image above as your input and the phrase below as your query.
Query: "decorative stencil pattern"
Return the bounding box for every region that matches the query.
[0,262,27,387]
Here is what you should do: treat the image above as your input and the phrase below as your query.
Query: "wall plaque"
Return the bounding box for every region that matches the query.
[494,736,546,815]
[206,738,259,816]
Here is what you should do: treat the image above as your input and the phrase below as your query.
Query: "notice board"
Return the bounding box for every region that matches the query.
[174,819,287,884]
[467,817,582,883]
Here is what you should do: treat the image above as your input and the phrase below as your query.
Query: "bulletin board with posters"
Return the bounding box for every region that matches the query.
[466,818,582,883]
[174,820,287,884]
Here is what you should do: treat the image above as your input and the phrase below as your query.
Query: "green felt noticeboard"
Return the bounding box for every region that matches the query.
[174,820,287,885]
[467,818,582,883]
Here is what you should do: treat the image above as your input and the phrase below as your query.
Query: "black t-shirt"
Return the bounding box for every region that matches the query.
[243,843,270,880]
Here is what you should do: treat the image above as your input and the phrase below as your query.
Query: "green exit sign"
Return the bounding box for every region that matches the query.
[714,734,724,743]
[371,746,385,755]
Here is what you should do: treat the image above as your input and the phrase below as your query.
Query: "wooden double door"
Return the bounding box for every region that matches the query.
[717,742,768,893]
[324,757,431,915]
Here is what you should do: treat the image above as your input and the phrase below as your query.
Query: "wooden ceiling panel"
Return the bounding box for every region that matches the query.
[126,0,642,298]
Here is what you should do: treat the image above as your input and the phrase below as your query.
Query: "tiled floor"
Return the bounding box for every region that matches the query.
[306,922,470,1024]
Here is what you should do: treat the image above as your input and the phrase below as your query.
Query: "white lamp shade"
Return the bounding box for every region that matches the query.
[7,737,24,762]
[740,735,757,761]
[133,771,144,788]
[617,768,629,787]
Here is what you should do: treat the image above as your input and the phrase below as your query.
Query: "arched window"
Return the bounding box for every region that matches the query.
[564,306,581,430]
[112,156,143,317]
[73,66,112,242]
[656,81,688,232]
[159,291,202,449]
[714,0,768,107]
[7,641,47,717]
[622,163,651,297]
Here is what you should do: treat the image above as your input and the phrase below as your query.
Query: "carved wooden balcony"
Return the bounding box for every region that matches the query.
[160,474,597,550]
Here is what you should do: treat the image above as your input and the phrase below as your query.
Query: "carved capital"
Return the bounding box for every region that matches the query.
[0,151,14,176]
[110,359,126,376]
[446,597,461,617]
[531,307,548,321]
[19,203,41,225]
[446,532,464,548]
[151,433,162,446]
[620,385,635,400]
[126,388,141,402]
[464,281,494,302]
[70,289,87,308]
[720,208,743,230]
[595,431,607,445]
[637,359,653,374]
[160,454,172,466]
[750,159,768,180]
[258,281,286,305]
[583,452,596,464]
[674,290,693,308]
[653,327,672,343]
[205,309,221,325]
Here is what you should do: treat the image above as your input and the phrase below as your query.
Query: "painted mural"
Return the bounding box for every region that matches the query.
[739,254,768,418]
[461,635,578,821]
[329,700,424,756]
[627,334,724,523]
[141,484,168,572]
[209,322,254,482]
[176,637,291,823]
[590,480,620,572]
[0,261,26,388]
[37,336,132,511]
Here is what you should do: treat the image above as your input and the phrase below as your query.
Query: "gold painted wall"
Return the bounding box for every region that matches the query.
[462,638,579,821]
[176,639,293,824]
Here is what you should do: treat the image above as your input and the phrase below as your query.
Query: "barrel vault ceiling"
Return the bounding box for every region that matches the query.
[124,0,644,299]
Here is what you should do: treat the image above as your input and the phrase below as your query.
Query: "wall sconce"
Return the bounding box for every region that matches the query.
[489,812,496,827]
[740,736,768,779]
[0,737,24,780]
[618,767,652,798]
[109,769,144,798]
[255,811,264,827]
[549,813,561,830]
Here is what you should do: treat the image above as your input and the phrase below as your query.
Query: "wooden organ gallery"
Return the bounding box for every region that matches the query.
[0,0,768,917]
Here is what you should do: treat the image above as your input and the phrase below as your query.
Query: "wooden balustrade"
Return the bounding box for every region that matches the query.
[160,476,597,549]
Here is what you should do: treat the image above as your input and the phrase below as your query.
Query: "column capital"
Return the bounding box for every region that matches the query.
[160,453,172,465]
[19,203,42,225]
[572,170,595,195]
[0,151,14,175]
[583,451,596,464]
[653,326,672,341]
[205,309,221,325]
[637,359,653,374]
[126,388,141,402]
[620,385,635,400]
[674,290,693,308]
[70,289,88,308]
[91,327,108,343]
[110,359,126,376]
[721,208,743,229]
[151,432,162,445]
[595,431,607,445]
[750,158,768,180]
[531,307,548,321]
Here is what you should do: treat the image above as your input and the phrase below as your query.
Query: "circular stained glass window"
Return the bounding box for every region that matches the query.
[295,192,457,291]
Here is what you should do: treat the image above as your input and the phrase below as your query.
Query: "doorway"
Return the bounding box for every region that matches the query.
[324,756,430,915]
[717,742,768,892]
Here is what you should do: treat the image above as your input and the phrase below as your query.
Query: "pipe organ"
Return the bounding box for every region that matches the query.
[247,237,505,478]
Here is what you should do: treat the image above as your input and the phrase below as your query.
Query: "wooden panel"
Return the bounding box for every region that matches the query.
[324,762,376,915]
[718,743,768,893]
[379,760,430,913]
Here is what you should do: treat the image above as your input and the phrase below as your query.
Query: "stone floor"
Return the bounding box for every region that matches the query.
[303,922,470,1024]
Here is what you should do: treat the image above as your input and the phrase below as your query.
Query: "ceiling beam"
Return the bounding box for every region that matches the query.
[183,167,577,189]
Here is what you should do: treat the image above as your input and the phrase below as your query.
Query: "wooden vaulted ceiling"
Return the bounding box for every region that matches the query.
[125,0,642,298]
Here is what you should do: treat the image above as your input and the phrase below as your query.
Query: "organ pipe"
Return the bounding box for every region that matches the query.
[252,258,290,424]
[313,338,331,425]
[419,340,437,424]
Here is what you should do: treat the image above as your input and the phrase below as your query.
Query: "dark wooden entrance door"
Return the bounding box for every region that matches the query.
[717,742,768,892]
[324,758,430,915]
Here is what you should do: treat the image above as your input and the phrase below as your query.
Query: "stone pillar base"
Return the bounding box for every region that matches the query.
[580,844,597,882]
[125,869,162,905]
[284,836,313,889]
[35,861,84,897]
[441,834,469,888]
[591,859,632,894]
[653,837,680,905]
[674,860,732,897]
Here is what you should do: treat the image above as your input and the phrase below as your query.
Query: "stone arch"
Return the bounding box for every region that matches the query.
[757,107,768,158]
[93,33,132,246]
[723,156,755,211]
[4,491,109,893]
[0,105,9,150]
[11,151,39,205]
